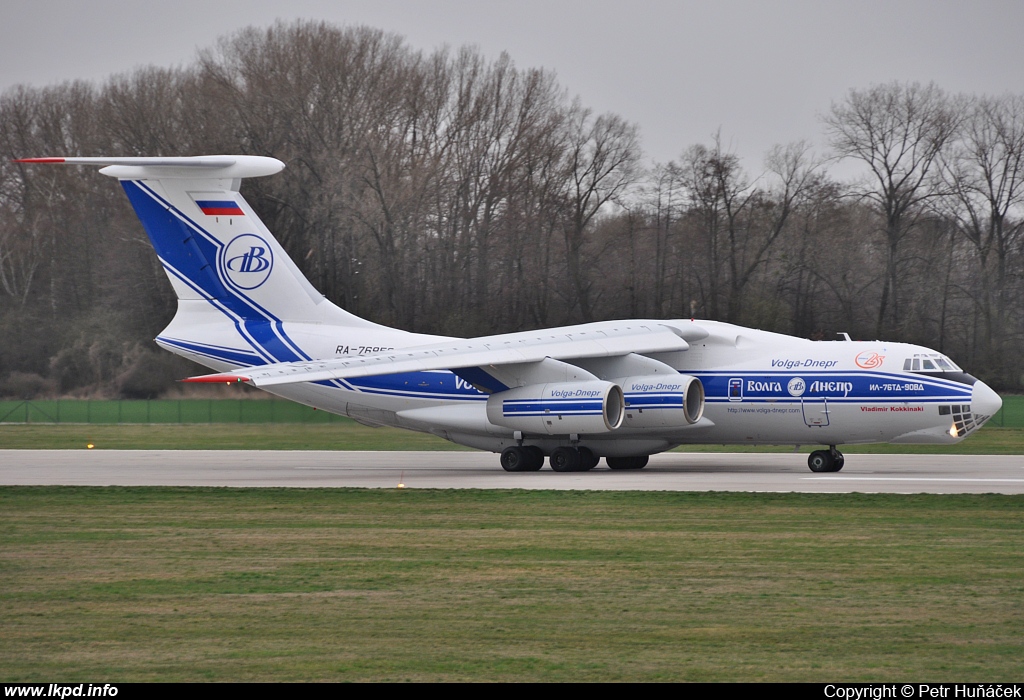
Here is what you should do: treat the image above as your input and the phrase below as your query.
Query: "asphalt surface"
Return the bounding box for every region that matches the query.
[1,450,1023,493]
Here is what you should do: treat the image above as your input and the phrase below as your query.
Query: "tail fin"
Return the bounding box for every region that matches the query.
[16,156,375,329]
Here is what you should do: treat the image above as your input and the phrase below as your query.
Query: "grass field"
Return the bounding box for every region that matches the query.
[1,422,1022,453]
[1,487,1021,682]
[0,399,346,424]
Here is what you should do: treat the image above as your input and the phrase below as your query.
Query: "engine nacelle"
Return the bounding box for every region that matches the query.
[486,381,625,435]
[619,374,704,428]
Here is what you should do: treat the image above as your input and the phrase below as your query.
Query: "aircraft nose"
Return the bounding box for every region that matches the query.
[972,380,1002,419]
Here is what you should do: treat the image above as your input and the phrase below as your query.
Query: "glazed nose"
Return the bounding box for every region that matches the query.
[972,380,1002,420]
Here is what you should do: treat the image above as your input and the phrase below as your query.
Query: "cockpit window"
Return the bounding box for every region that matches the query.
[904,352,974,385]
[905,353,961,373]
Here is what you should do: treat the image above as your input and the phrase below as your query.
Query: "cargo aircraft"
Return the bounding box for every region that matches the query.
[17,155,1002,472]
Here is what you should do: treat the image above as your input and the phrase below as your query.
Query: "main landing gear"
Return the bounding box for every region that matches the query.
[606,455,649,470]
[808,446,844,473]
[500,445,545,472]
[500,446,649,472]
[501,445,598,472]
[549,446,599,472]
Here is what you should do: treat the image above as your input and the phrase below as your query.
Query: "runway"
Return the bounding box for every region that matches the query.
[2,450,1022,493]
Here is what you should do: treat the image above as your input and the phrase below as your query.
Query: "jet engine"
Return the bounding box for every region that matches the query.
[486,380,625,435]
[618,374,704,428]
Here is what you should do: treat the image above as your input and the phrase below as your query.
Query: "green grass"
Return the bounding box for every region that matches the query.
[1,422,1020,453]
[1,487,1021,681]
[0,399,344,424]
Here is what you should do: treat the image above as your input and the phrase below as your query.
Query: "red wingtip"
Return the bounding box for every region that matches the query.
[180,373,251,384]
[13,157,66,163]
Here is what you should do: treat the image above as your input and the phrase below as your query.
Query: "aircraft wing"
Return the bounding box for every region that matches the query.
[183,322,702,388]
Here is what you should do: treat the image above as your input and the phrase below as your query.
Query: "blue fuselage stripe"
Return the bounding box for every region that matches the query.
[695,372,972,403]
[503,400,604,416]
[625,394,684,408]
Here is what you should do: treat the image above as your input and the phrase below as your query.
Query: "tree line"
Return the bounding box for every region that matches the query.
[0,21,1021,397]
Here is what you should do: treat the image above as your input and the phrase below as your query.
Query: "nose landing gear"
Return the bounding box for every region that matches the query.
[808,446,844,473]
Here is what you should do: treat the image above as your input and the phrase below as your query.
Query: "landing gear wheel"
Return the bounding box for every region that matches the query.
[606,455,649,470]
[550,446,581,472]
[577,447,599,471]
[807,450,835,473]
[832,451,845,472]
[500,446,530,472]
[524,446,545,471]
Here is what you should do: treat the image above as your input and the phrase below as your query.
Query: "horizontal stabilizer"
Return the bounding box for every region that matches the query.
[183,323,694,388]
[14,155,284,179]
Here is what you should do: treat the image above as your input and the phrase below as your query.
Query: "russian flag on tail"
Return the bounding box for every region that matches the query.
[195,199,244,216]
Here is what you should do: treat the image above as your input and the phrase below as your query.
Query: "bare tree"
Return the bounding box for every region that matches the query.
[677,136,753,320]
[940,94,1024,380]
[732,141,821,323]
[645,161,686,316]
[560,104,641,322]
[824,82,962,336]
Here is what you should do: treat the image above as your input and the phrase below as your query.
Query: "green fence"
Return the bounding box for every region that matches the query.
[990,395,1024,427]
[1,396,1021,426]
[0,400,346,424]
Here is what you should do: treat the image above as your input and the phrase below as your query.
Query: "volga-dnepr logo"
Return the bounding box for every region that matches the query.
[855,350,885,369]
[221,234,273,289]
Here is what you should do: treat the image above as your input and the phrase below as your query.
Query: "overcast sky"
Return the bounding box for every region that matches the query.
[4,0,1024,172]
